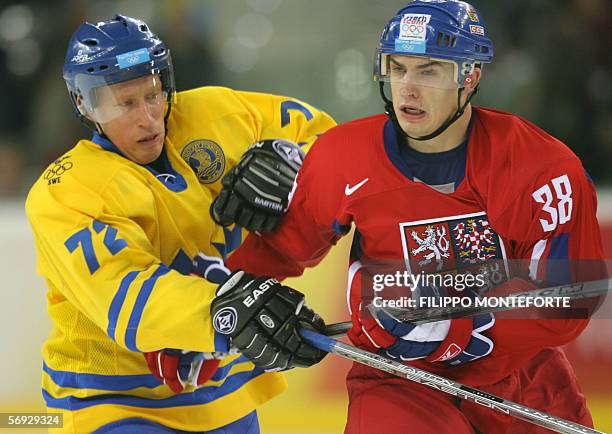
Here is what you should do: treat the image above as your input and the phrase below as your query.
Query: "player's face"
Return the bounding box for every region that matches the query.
[389,55,459,138]
[95,75,166,165]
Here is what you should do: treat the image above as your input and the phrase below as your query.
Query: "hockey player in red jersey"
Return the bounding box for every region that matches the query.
[207,1,607,432]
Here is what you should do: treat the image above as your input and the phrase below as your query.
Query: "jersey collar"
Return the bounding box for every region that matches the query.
[383,112,475,184]
[92,132,123,156]
[91,132,187,193]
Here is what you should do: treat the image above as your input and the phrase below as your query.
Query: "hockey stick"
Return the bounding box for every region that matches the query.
[323,277,611,338]
[379,277,610,323]
[324,321,352,338]
[299,328,603,434]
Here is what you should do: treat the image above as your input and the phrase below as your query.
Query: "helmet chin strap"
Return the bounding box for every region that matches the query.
[379,81,478,142]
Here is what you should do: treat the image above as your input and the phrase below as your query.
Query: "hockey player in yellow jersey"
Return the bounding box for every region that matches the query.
[25,14,335,434]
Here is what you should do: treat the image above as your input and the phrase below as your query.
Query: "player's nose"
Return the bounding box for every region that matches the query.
[134,101,158,127]
[399,83,421,99]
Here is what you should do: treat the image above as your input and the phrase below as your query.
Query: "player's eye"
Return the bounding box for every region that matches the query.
[146,91,162,103]
[117,99,134,108]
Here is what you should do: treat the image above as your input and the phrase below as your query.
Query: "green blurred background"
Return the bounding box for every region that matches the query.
[0,0,610,432]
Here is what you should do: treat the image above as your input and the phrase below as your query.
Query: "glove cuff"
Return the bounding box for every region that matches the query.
[425,318,473,362]
[348,309,396,350]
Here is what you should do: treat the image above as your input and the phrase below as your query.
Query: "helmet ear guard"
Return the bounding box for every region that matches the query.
[459,61,476,86]
[66,88,97,130]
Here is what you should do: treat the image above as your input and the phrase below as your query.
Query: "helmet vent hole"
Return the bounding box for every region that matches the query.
[481,46,489,54]
[83,39,98,46]
[436,32,453,47]
[140,24,148,32]
[87,67,95,72]
[153,49,165,56]
[99,65,108,70]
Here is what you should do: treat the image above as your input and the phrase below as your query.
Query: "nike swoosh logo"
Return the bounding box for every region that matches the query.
[345,178,369,196]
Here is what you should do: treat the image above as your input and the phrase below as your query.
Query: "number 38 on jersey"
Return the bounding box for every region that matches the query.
[532,174,573,232]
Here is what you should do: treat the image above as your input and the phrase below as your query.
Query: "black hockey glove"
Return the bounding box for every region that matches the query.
[211,270,327,371]
[210,139,304,232]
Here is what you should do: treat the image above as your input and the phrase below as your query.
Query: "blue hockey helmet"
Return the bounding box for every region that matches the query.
[374,0,493,89]
[63,14,175,128]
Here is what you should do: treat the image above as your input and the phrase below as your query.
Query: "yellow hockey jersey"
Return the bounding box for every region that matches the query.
[25,86,335,433]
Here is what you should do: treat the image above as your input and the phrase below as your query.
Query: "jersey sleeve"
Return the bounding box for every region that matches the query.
[26,171,222,354]
[508,160,604,279]
[488,157,606,355]
[233,90,336,153]
[227,128,349,278]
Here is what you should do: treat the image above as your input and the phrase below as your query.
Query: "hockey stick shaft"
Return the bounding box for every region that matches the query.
[300,328,603,434]
[373,277,610,324]
[323,278,610,338]
[323,321,352,338]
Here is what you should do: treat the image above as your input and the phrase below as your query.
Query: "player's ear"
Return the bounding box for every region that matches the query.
[75,95,94,121]
[463,67,482,93]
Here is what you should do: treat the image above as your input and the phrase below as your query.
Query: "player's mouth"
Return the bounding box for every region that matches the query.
[138,133,161,146]
[398,104,426,121]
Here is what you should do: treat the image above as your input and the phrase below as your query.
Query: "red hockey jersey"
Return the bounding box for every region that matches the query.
[228,107,605,387]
